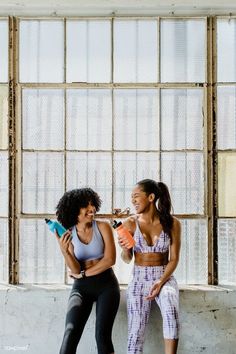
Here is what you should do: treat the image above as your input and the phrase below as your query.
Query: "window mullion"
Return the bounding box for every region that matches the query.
[8,16,19,284]
[206,16,218,285]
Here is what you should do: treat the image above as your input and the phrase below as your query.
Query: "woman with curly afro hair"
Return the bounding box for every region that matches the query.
[55,188,120,354]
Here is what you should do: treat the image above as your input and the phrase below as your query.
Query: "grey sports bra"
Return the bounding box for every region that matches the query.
[71,220,104,261]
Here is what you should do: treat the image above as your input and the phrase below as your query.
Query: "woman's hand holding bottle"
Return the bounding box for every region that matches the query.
[45,218,72,255]
[117,233,131,250]
[55,229,72,256]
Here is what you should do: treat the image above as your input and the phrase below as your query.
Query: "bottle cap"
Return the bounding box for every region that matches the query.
[112,220,122,229]
[45,218,50,223]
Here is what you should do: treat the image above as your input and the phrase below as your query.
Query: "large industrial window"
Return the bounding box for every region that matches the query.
[0,19,8,284]
[217,18,236,285]
[1,16,234,286]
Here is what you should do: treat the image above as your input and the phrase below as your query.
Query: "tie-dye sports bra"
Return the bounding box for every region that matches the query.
[133,219,170,254]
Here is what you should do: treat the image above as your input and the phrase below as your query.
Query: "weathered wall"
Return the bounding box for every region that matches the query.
[0,285,235,354]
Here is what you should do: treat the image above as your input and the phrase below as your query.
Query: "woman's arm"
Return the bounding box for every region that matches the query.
[82,221,116,277]
[55,230,81,273]
[146,217,181,300]
[159,217,181,283]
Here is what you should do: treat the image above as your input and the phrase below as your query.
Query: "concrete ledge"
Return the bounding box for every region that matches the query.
[0,284,236,354]
[0,283,235,292]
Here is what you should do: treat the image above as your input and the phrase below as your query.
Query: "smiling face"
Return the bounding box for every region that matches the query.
[131,185,155,214]
[78,202,96,223]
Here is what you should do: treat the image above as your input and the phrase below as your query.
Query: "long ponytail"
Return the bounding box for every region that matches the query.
[136,179,174,237]
[156,182,173,237]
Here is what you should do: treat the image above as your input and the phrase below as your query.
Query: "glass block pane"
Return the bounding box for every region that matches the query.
[0,218,8,283]
[0,151,8,217]
[218,153,236,217]
[114,20,158,83]
[22,152,64,214]
[217,86,236,149]
[217,19,236,82]
[66,152,112,214]
[67,20,111,83]
[22,89,64,150]
[218,219,236,285]
[0,85,8,149]
[0,20,8,82]
[19,20,64,83]
[66,89,112,150]
[175,219,208,284]
[161,19,206,83]
[114,152,160,212]
[114,89,159,150]
[161,152,204,214]
[19,219,64,283]
[161,88,204,150]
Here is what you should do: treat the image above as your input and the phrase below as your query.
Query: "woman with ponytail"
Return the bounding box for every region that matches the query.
[118,179,181,354]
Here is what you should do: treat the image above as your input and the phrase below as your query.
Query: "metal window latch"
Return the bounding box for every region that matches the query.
[113,207,130,216]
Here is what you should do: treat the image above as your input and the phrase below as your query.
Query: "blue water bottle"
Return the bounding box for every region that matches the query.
[45,218,67,237]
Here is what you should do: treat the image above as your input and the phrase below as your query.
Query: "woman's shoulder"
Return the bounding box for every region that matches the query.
[95,219,111,230]
[94,220,114,240]
[172,216,181,228]
[171,216,181,238]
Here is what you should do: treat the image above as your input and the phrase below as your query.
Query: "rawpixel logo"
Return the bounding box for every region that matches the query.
[3,345,29,351]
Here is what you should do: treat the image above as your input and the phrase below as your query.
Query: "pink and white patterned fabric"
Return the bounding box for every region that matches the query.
[127,221,180,354]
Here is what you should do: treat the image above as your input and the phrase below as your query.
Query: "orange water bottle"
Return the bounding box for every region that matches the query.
[112,220,135,249]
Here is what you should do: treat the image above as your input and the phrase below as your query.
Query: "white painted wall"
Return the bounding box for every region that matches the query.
[0,285,236,354]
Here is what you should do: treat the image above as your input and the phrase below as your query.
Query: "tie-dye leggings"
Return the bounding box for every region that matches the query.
[127,265,180,354]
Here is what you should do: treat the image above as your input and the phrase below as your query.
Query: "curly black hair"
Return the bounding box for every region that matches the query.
[56,188,102,229]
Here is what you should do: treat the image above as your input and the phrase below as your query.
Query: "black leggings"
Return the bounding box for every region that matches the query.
[59,268,120,354]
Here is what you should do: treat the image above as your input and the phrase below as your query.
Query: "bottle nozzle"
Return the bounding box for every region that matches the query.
[45,218,50,224]
[112,220,117,229]
[112,220,122,229]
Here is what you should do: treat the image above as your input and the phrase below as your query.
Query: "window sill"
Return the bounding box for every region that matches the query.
[0,283,235,292]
